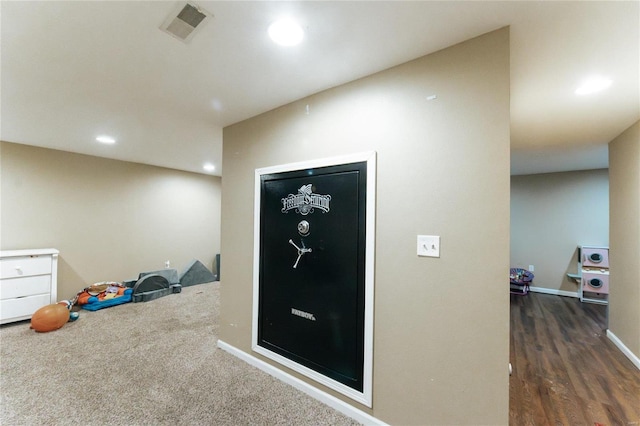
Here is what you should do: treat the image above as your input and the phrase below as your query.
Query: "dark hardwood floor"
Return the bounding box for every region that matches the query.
[510,292,640,425]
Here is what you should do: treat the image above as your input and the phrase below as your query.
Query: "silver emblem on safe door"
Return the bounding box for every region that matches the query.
[297,220,310,236]
[281,184,331,215]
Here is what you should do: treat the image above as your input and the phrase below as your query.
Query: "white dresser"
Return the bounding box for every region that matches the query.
[0,249,59,324]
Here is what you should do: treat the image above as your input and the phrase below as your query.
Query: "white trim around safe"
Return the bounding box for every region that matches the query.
[252,151,376,407]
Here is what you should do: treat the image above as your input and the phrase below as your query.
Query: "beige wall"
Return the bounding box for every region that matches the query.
[608,121,640,359]
[220,28,510,424]
[511,169,609,293]
[0,142,221,300]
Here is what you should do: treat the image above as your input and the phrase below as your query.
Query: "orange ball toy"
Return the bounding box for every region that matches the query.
[30,304,70,332]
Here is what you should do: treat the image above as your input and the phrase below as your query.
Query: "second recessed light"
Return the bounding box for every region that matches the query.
[575,76,612,95]
[268,18,304,46]
[96,135,116,144]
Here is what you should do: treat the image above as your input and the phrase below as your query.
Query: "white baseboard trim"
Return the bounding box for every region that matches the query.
[529,286,579,298]
[606,330,640,371]
[217,340,387,426]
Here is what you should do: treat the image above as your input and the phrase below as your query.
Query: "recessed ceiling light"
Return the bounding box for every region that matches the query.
[211,98,223,111]
[575,76,612,95]
[96,135,116,144]
[203,163,215,172]
[268,18,304,46]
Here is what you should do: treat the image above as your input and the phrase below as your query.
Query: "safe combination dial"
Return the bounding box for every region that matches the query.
[297,220,310,236]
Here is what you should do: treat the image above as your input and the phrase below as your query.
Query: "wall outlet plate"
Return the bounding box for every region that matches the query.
[417,235,440,258]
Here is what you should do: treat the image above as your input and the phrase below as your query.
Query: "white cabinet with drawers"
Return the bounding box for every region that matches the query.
[0,249,59,324]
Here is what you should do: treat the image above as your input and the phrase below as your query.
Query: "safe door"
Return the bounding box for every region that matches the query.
[256,161,368,393]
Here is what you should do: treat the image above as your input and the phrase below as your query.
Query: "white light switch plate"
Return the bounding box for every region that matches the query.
[417,235,440,258]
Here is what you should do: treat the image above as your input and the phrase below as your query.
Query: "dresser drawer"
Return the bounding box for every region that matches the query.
[0,275,51,300]
[0,293,51,324]
[0,256,52,279]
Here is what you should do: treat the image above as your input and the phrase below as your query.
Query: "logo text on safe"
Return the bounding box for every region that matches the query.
[291,308,316,321]
[281,184,331,216]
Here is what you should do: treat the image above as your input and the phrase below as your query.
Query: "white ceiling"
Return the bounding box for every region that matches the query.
[1,1,638,176]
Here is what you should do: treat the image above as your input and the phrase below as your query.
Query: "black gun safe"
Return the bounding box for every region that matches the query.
[253,153,375,405]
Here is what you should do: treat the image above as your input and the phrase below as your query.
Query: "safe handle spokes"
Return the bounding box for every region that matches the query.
[289,239,312,269]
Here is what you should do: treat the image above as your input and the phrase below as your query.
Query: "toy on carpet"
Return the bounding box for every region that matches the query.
[129,273,181,303]
[75,282,133,311]
[30,299,76,332]
[123,260,214,303]
[57,260,216,315]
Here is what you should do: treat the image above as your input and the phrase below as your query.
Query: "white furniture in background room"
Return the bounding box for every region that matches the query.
[0,249,59,324]
[577,246,610,305]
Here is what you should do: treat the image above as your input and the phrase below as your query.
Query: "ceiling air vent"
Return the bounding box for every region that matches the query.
[160,2,211,43]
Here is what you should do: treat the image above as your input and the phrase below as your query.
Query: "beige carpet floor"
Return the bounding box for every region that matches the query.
[0,282,360,426]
